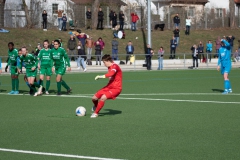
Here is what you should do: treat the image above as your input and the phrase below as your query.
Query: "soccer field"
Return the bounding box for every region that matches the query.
[0,69,240,160]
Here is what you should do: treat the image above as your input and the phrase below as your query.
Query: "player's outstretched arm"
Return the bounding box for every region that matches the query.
[95,75,106,80]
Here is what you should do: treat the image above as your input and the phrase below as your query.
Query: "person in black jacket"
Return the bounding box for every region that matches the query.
[86,8,92,30]
[191,44,198,69]
[197,41,205,63]
[119,11,125,30]
[173,27,180,47]
[95,41,102,65]
[226,35,235,53]
[173,13,180,28]
[109,10,114,29]
[97,8,104,30]
[42,10,47,31]
[145,44,154,70]
[170,36,177,59]
[112,12,117,29]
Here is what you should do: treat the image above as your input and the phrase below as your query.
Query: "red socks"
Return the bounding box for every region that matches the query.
[95,100,105,114]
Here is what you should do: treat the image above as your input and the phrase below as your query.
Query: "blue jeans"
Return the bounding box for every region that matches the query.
[175,37,179,47]
[131,22,136,31]
[174,23,179,28]
[58,18,62,29]
[112,49,118,60]
[158,57,163,70]
[77,57,86,69]
[62,22,66,30]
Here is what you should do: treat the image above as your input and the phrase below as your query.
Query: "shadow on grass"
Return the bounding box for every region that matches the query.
[212,89,224,92]
[0,89,7,92]
[98,109,122,117]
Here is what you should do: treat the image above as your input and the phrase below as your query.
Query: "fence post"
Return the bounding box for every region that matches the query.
[183,53,186,68]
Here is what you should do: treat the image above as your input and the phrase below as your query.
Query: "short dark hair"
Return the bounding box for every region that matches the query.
[54,39,61,44]
[8,42,14,46]
[18,48,22,51]
[43,39,49,43]
[102,54,113,62]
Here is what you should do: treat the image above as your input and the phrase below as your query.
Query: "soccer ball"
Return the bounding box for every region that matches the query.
[76,106,86,116]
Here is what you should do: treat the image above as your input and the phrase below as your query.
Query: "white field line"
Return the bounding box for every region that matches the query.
[0,93,239,104]
[0,148,125,160]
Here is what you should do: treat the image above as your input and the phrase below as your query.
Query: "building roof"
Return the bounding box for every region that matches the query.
[152,0,208,5]
[71,0,126,5]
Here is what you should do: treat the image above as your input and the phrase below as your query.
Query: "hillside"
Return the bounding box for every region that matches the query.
[0,27,239,59]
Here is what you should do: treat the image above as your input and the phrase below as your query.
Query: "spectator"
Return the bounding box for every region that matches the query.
[191,44,198,69]
[67,35,77,61]
[35,45,41,57]
[206,40,213,62]
[131,12,139,31]
[112,12,117,29]
[86,8,92,30]
[77,41,87,72]
[77,33,87,55]
[198,41,205,63]
[62,13,67,31]
[98,37,105,55]
[42,10,47,31]
[95,41,102,65]
[97,8,104,30]
[233,49,240,62]
[119,11,125,30]
[146,44,153,70]
[125,41,134,64]
[85,37,94,64]
[227,35,235,53]
[113,25,119,38]
[173,27,180,46]
[109,10,114,29]
[173,13,180,28]
[157,47,164,70]
[57,9,64,30]
[49,40,54,49]
[214,36,221,58]
[185,17,191,35]
[112,37,119,60]
[170,36,177,59]
[59,38,63,48]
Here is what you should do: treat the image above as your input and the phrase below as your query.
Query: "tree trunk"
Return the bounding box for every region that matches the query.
[229,0,236,28]
[92,0,100,28]
[0,0,5,27]
[22,0,32,29]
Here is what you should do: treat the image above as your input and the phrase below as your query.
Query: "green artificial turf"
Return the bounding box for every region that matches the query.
[0,69,240,160]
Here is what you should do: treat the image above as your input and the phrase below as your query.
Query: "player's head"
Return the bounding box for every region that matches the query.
[54,40,60,49]
[102,54,113,67]
[43,39,49,49]
[21,46,28,56]
[8,42,14,51]
[18,48,22,56]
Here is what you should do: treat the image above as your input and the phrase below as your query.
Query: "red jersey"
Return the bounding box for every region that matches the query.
[104,63,122,90]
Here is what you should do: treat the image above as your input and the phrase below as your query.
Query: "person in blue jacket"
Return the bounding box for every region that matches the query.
[217,38,232,94]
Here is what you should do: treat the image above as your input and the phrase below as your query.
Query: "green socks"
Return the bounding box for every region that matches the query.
[57,82,61,93]
[15,78,19,91]
[34,82,40,88]
[61,80,70,90]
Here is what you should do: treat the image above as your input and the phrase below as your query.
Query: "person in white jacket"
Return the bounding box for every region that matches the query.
[185,17,191,35]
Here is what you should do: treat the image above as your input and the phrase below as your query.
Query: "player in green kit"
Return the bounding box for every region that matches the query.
[51,39,72,95]
[38,40,52,94]
[18,47,43,96]
[7,42,19,94]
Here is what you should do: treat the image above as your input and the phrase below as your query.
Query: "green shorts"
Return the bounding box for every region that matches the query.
[55,67,66,75]
[26,68,37,77]
[40,67,52,76]
[10,66,18,75]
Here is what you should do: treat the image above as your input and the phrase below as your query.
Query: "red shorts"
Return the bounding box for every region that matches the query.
[95,88,121,100]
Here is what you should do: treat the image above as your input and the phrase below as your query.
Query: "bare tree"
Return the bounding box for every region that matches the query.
[22,0,32,28]
[229,0,236,28]
[92,0,100,28]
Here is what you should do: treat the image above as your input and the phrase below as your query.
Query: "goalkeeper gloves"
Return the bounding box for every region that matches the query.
[95,75,106,80]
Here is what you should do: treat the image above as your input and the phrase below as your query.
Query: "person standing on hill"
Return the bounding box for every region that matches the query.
[131,12,139,31]
[112,12,117,29]
[173,27,180,46]
[173,13,180,28]
[109,10,114,29]
[57,9,64,30]
[170,36,177,59]
[86,8,92,30]
[185,17,191,35]
[119,11,125,30]
[42,10,48,31]
[61,14,67,31]
[97,8,104,30]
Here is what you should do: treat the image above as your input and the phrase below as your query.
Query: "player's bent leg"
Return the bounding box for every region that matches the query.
[91,95,107,118]
[92,95,99,111]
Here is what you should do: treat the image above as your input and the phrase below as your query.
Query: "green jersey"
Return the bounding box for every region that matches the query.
[8,49,18,66]
[51,47,70,68]
[18,53,38,69]
[38,48,52,68]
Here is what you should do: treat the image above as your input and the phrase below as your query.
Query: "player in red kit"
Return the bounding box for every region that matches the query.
[91,54,122,118]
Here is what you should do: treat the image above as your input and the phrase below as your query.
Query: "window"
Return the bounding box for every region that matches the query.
[52,4,58,14]
[187,7,195,17]
[216,8,223,18]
